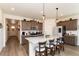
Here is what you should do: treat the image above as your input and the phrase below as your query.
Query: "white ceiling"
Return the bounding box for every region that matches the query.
[0,3,79,19]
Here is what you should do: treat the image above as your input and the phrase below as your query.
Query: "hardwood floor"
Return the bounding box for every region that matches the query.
[0,36,27,56]
[55,44,79,56]
[21,38,29,56]
[0,36,79,56]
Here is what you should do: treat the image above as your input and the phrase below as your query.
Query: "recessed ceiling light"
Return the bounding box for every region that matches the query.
[11,26,15,29]
[11,7,15,11]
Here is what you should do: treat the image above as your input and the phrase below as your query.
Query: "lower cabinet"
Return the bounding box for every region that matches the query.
[64,35,77,46]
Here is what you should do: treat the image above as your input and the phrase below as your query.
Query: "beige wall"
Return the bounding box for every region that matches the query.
[43,18,56,36]
[0,9,4,50]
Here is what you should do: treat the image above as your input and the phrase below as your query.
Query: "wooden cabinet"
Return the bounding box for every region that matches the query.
[38,23,43,30]
[22,21,31,30]
[57,19,77,30]
[66,20,77,30]
[22,20,43,31]
[57,19,77,45]
[64,35,77,46]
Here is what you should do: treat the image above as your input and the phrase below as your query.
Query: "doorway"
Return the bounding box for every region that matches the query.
[6,18,20,42]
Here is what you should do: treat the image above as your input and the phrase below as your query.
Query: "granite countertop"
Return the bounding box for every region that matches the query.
[25,36,46,44]
[25,36,59,44]
[25,34,44,37]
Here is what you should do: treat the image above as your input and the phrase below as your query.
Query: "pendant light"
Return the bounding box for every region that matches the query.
[42,3,46,20]
[56,8,58,20]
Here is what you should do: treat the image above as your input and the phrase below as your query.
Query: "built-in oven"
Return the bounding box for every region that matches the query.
[58,26,62,33]
[57,26,66,36]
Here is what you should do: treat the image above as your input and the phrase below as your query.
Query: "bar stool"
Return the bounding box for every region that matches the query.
[57,38,64,51]
[53,39,60,54]
[35,41,46,56]
[55,38,64,54]
[46,40,55,56]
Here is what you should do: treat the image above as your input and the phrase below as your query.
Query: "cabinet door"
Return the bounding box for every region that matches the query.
[38,23,42,30]
[72,20,77,30]
[67,20,77,30]
[22,21,31,30]
[66,21,70,30]
[57,20,77,30]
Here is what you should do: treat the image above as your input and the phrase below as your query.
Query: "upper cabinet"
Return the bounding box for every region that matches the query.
[22,20,43,31]
[57,19,77,30]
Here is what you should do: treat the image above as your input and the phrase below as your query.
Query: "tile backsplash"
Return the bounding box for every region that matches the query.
[66,31,77,36]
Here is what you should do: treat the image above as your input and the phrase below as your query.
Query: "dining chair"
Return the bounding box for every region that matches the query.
[35,41,46,56]
[57,37,64,51]
[55,37,64,54]
[46,40,55,56]
[52,38,61,54]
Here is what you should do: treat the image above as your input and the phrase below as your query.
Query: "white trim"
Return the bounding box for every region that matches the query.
[3,15,6,47]
[20,20,22,44]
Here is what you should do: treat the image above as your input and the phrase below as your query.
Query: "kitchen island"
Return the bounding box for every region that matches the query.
[25,36,59,56]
